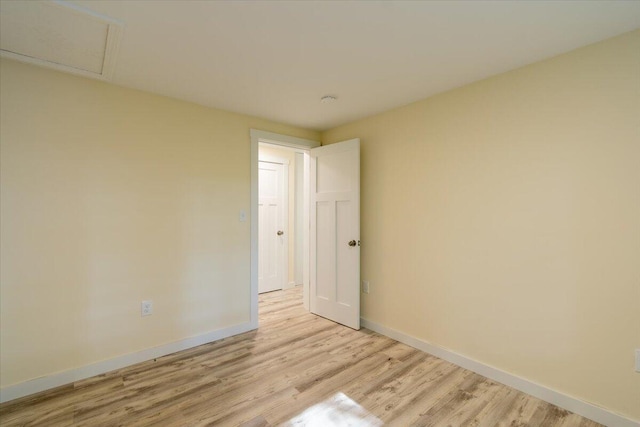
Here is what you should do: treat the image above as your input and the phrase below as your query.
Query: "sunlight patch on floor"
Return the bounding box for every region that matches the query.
[284,392,383,426]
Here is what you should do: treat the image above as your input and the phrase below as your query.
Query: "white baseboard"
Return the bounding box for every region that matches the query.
[0,321,255,404]
[360,318,639,427]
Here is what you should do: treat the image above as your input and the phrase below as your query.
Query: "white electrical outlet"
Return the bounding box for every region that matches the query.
[141,300,153,316]
[362,281,370,294]
[635,349,640,373]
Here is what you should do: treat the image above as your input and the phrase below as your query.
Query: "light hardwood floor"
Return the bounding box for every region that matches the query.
[0,287,602,427]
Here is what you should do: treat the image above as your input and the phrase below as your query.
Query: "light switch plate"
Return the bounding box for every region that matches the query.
[141,300,153,316]
[362,281,370,294]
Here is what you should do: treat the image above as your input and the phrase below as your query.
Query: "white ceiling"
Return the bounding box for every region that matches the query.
[11,1,640,130]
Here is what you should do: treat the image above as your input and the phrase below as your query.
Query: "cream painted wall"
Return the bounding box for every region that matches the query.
[323,30,640,420]
[0,58,319,389]
[259,144,298,286]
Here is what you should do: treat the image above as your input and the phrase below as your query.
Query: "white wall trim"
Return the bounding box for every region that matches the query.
[302,153,310,310]
[258,153,290,165]
[250,132,259,329]
[280,161,289,292]
[0,321,254,404]
[250,129,320,151]
[293,152,304,287]
[361,318,639,427]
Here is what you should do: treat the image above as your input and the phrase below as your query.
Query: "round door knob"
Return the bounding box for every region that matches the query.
[348,240,357,247]
[277,230,284,236]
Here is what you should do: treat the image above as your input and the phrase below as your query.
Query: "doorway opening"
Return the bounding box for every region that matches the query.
[250,130,320,328]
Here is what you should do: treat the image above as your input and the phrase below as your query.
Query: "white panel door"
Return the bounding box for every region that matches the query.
[258,161,285,293]
[310,139,360,329]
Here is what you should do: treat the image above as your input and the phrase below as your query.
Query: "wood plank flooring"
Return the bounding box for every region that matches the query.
[0,287,602,426]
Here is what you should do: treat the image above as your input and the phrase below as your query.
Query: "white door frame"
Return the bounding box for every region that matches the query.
[250,129,320,329]
[293,152,305,287]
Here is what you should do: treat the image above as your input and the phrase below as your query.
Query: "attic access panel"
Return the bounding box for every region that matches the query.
[0,0,123,80]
